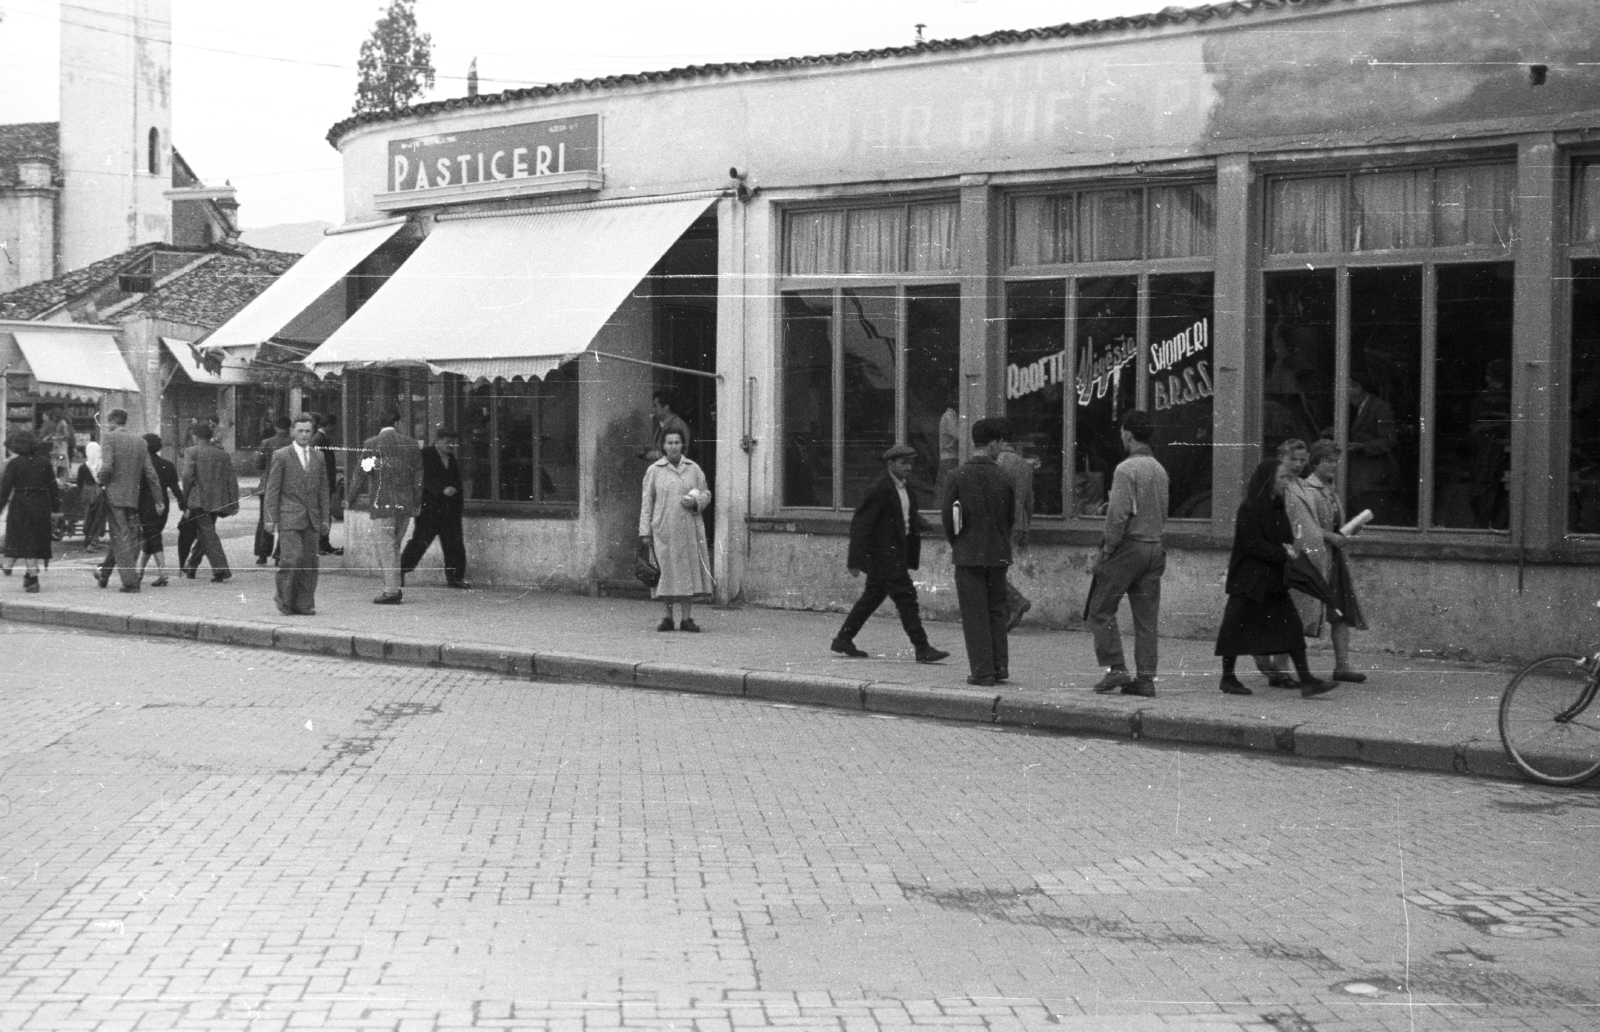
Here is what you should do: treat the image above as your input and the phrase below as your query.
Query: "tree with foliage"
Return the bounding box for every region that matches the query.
[352,0,435,116]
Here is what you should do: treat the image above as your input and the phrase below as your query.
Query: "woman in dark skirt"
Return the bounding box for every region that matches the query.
[1,429,60,592]
[1215,457,1334,698]
[136,433,184,586]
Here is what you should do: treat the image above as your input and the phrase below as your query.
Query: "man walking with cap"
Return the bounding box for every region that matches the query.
[400,426,470,589]
[1086,409,1170,698]
[830,444,949,664]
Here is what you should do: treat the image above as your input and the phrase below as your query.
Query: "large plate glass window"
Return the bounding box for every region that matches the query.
[1263,161,1515,531]
[1004,182,1215,519]
[779,200,960,509]
[1569,159,1600,533]
[448,364,579,508]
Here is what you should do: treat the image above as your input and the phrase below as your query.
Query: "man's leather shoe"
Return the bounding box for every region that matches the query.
[181,566,196,579]
[1122,678,1156,697]
[1268,673,1298,689]
[1092,670,1134,693]
[1333,669,1368,683]
[966,675,997,687]
[1219,675,1252,695]
[373,591,403,605]
[93,568,110,589]
[298,609,316,617]
[1006,599,1032,631]
[915,646,950,664]
[995,668,1009,683]
[831,637,868,658]
[212,573,231,583]
[277,603,294,617]
[319,547,344,556]
[657,617,676,632]
[118,584,140,594]
[446,580,472,589]
[1300,676,1335,698]
[255,557,268,566]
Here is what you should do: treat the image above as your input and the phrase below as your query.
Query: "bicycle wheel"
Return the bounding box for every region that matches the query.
[1499,655,1600,786]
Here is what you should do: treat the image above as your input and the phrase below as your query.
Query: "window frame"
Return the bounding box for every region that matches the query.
[447,369,580,514]
[1261,160,1520,538]
[781,198,962,279]
[1001,178,1218,523]
[1563,152,1600,537]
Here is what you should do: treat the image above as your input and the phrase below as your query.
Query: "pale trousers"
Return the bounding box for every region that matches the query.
[369,515,410,591]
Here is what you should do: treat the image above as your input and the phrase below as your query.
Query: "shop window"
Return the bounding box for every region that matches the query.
[1576,161,1600,245]
[350,366,431,445]
[1010,183,1213,266]
[1147,273,1215,519]
[785,202,959,277]
[1003,281,1066,517]
[1269,163,1515,255]
[1570,260,1600,533]
[1434,264,1513,530]
[456,365,578,507]
[779,285,959,509]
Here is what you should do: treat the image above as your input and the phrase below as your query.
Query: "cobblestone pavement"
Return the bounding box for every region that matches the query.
[2,624,1596,1032]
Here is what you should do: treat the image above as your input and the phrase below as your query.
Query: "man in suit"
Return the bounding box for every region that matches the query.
[263,414,331,616]
[829,444,949,663]
[179,421,241,581]
[94,408,162,593]
[254,416,292,565]
[941,417,1015,687]
[400,426,471,589]
[348,407,422,605]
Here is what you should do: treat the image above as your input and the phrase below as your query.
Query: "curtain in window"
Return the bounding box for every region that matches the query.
[1079,190,1142,262]
[1434,164,1515,248]
[1268,177,1343,254]
[846,206,907,275]
[1011,195,1065,266]
[1573,162,1600,246]
[1353,170,1429,251]
[908,202,960,272]
[1148,184,1216,259]
[786,210,846,275]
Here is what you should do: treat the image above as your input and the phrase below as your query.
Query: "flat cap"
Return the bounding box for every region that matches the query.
[882,444,917,462]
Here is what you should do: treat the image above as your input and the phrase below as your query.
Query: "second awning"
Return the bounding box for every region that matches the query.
[4,325,138,400]
[301,196,713,380]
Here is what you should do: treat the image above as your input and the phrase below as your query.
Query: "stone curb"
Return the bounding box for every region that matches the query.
[0,600,1555,786]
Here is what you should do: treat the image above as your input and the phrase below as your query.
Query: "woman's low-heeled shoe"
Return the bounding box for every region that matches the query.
[1219,675,1252,695]
[657,617,675,632]
[1333,669,1368,683]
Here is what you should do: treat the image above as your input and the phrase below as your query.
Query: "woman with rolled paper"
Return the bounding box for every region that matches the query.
[1215,457,1334,698]
[1291,439,1368,682]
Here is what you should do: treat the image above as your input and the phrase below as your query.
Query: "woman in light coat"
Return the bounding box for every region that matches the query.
[1287,438,1368,682]
[639,430,712,632]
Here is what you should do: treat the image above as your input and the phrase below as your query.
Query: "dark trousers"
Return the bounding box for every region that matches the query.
[254,505,276,561]
[1085,541,1165,678]
[183,511,230,576]
[105,505,143,588]
[954,564,1009,679]
[176,511,199,569]
[275,527,320,614]
[836,570,929,649]
[399,509,467,583]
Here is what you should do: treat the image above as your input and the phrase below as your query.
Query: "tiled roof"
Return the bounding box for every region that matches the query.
[0,242,300,326]
[119,244,302,327]
[0,122,61,188]
[326,0,1339,146]
[0,243,163,320]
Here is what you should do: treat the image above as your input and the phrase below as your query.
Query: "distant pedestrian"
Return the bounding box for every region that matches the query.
[1086,409,1169,698]
[1215,458,1334,698]
[179,421,241,582]
[93,408,162,594]
[254,416,292,566]
[941,416,1015,687]
[994,420,1035,630]
[122,433,183,587]
[78,442,107,549]
[400,427,470,589]
[936,401,960,496]
[643,390,692,462]
[174,421,201,570]
[40,407,73,479]
[263,414,330,617]
[349,408,422,605]
[640,429,712,632]
[312,412,344,554]
[1289,439,1368,683]
[0,429,59,593]
[829,444,950,664]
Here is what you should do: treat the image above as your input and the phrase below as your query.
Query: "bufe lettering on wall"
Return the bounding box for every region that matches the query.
[1006,319,1211,411]
[388,115,601,193]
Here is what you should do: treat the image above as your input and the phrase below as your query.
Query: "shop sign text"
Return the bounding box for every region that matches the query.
[1005,318,1213,411]
[387,115,600,193]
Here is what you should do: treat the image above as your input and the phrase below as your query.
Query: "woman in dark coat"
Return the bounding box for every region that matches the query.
[1215,457,1333,698]
[136,433,184,586]
[1,429,60,592]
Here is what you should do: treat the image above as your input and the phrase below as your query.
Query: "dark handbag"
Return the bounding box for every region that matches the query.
[635,543,660,588]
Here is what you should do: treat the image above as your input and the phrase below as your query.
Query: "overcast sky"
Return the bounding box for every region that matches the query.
[1,0,1166,230]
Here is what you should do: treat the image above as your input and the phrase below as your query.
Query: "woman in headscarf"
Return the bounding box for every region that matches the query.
[639,429,712,632]
[78,441,107,549]
[0,429,60,592]
[1215,457,1334,698]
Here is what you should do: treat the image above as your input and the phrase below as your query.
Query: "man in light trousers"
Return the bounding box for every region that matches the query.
[1086,409,1170,698]
[348,407,422,605]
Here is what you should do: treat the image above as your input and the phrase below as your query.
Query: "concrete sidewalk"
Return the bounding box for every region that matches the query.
[0,553,1544,785]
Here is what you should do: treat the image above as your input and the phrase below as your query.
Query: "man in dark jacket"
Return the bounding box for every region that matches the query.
[830,444,949,663]
[179,421,241,581]
[941,417,1015,687]
[93,408,162,593]
[400,427,471,589]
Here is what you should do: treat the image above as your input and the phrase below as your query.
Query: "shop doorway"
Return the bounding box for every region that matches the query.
[653,220,718,561]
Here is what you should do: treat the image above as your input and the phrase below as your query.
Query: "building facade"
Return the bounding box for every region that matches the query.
[283,0,1600,659]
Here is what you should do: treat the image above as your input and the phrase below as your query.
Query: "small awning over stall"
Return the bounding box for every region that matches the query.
[200,219,407,353]
[161,336,253,385]
[301,196,714,380]
[0,324,138,400]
